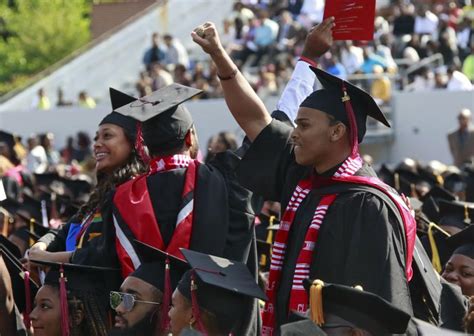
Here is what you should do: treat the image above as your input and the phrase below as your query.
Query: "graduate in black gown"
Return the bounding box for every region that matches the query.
[72,84,259,334]
[192,18,416,334]
[101,84,256,276]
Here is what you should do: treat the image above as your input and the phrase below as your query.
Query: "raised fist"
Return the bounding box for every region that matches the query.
[191,22,224,57]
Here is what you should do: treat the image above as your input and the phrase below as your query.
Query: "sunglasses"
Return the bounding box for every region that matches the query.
[110,291,161,312]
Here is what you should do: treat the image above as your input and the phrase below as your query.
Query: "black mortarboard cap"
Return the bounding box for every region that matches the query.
[422,185,457,203]
[132,240,189,291]
[417,166,440,187]
[378,164,395,187]
[30,259,120,292]
[0,236,39,312]
[446,225,474,259]
[23,219,49,240]
[0,130,15,154]
[115,84,202,151]
[444,172,466,194]
[9,226,30,245]
[177,249,267,333]
[412,236,443,316]
[301,68,390,143]
[33,172,61,189]
[421,196,440,223]
[58,177,91,200]
[420,227,451,273]
[438,200,474,229]
[303,279,411,335]
[1,198,19,216]
[99,88,139,142]
[18,194,42,223]
[0,234,21,259]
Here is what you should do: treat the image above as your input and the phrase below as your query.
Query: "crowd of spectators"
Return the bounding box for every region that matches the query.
[136,0,474,103]
[32,88,97,110]
[0,130,95,180]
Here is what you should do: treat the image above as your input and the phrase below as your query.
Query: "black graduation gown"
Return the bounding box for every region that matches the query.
[238,120,413,330]
[111,150,256,264]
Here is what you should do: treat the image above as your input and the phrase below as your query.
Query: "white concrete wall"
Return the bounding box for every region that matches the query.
[0,0,232,113]
[391,90,474,165]
[2,90,473,165]
[0,99,244,154]
[0,96,284,155]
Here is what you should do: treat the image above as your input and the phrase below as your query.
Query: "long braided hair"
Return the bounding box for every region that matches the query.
[69,291,109,336]
[74,130,148,222]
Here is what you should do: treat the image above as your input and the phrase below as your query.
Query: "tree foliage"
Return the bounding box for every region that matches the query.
[0,0,91,96]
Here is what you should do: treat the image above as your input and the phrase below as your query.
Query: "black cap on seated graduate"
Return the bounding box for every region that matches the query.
[132,240,189,291]
[300,67,390,144]
[438,200,474,229]
[115,84,202,151]
[422,185,457,203]
[177,248,267,334]
[31,259,120,291]
[302,279,411,335]
[446,225,474,259]
[133,240,190,332]
[99,88,138,142]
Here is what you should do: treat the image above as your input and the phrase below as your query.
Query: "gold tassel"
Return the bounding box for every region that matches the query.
[436,174,444,186]
[266,216,275,244]
[464,204,471,224]
[310,279,325,326]
[428,222,450,273]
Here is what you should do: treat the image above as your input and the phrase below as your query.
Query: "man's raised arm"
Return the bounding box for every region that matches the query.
[192,22,270,141]
[191,19,335,141]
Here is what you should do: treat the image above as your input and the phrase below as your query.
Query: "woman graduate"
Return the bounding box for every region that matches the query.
[28,88,148,264]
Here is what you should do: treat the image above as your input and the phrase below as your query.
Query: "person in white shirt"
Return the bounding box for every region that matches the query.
[297,0,324,28]
[25,135,48,174]
[447,66,474,91]
[163,34,190,69]
[339,41,363,75]
[414,5,439,36]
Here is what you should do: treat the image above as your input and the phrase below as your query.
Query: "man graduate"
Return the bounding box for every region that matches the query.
[192,18,416,334]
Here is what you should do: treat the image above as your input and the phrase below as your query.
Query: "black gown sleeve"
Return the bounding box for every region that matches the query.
[39,222,71,252]
[209,150,256,263]
[237,119,296,201]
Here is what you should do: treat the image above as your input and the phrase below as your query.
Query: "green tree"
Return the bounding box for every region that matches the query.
[0,0,91,95]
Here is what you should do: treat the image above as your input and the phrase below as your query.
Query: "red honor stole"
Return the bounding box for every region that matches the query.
[261,154,416,335]
[114,154,198,278]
